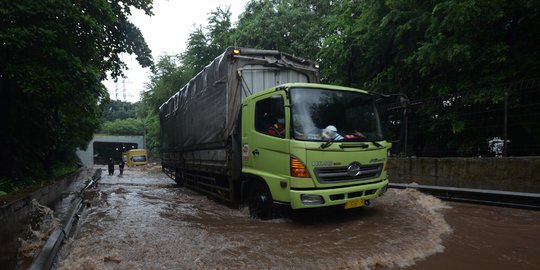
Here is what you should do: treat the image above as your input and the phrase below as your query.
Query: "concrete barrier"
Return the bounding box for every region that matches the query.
[388,157,540,193]
[0,168,91,269]
[29,169,101,270]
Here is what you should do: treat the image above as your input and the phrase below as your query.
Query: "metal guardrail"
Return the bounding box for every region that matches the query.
[389,183,540,210]
[29,169,102,270]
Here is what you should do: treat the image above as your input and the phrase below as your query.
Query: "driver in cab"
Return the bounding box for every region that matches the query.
[267,116,285,137]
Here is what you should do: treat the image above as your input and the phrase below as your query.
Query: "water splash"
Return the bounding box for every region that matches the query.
[357,189,453,269]
[17,200,59,259]
[54,181,453,270]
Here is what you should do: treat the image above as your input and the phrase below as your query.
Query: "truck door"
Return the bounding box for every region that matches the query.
[247,93,290,199]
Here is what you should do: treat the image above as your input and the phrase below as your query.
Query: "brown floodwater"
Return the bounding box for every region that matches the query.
[41,165,538,269]
[406,202,540,270]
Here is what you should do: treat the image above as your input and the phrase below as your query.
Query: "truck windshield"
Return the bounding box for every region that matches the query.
[290,87,383,142]
[132,156,147,162]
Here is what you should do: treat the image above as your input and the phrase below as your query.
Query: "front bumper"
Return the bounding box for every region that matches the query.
[289,179,389,209]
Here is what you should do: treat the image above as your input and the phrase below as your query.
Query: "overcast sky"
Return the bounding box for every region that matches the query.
[104,0,250,103]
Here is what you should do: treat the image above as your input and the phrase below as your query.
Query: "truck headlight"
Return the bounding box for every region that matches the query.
[301,194,325,205]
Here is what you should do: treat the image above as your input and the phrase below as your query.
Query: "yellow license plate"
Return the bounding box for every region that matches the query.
[344,198,365,209]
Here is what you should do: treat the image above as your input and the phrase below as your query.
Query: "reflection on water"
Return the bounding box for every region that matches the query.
[54,167,453,270]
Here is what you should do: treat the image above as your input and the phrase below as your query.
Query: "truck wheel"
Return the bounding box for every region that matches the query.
[248,182,273,220]
[175,169,185,187]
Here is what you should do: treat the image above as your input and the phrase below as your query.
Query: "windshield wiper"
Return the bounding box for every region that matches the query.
[372,141,382,147]
[320,136,339,149]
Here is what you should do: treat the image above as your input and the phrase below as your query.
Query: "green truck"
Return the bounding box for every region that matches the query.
[160,47,390,219]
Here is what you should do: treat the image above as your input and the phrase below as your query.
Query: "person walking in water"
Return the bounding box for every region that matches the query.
[119,159,125,176]
[107,158,115,176]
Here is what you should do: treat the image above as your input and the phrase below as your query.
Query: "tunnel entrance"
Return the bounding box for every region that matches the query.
[93,141,138,164]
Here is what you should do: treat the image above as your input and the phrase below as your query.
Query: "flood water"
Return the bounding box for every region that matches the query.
[407,202,540,270]
[46,165,539,270]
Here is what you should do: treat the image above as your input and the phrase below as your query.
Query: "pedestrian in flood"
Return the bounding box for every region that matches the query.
[119,159,125,176]
[107,158,115,176]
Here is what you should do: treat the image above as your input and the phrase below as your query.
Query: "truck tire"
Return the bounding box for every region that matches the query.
[248,181,274,220]
[175,169,185,187]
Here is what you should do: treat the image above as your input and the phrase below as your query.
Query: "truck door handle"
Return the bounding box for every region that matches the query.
[252,149,259,156]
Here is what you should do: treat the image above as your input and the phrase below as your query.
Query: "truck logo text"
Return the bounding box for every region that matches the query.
[311,161,333,167]
[370,158,386,163]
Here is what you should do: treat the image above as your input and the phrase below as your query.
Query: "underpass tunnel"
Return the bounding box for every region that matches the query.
[93,141,138,164]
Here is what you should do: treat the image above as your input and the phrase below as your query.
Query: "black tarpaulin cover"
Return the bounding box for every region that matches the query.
[159,47,318,152]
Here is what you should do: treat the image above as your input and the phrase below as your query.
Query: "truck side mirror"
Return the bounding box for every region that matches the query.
[399,96,410,108]
[375,93,410,112]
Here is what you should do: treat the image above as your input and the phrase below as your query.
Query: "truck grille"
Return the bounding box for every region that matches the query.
[314,163,383,184]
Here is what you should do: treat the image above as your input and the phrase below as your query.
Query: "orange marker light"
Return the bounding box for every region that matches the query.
[291,156,310,178]
[233,49,241,55]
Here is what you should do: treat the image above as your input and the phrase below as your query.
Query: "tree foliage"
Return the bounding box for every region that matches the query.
[141,0,540,157]
[232,0,331,60]
[101,100,138,122]
[101,118,144,136]
[181,7,234,75]
[138,55,190,156]
[322,0,540,156]
[0,0,153,181]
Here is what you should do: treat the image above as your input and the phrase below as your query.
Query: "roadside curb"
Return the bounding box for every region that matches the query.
[389,183,540,210]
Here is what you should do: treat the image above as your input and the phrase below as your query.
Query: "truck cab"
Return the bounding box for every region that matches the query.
[125,149,148,167]
[241,83,390,218]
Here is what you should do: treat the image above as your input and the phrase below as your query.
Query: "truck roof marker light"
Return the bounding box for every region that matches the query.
[291,156,310,178]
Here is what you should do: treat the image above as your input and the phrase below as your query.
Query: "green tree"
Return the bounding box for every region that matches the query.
[233,0,331,60]
[143,113,161,157]
[0,0,154,181]
[141,55,190,115]
[141,0,540,157]
[139,55,192,156]
[101,118,144,135]
[102,100,138,121]
[320,0,540,156]
[206,6,233,60]
[181,6,234,75]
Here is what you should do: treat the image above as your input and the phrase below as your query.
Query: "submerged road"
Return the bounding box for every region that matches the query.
[49,165,539,269]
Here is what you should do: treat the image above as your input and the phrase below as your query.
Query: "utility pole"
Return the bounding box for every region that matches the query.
[122,78,127,102]
[403,108,408,157]
[400,96,410,157]
[503,92,508,157]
